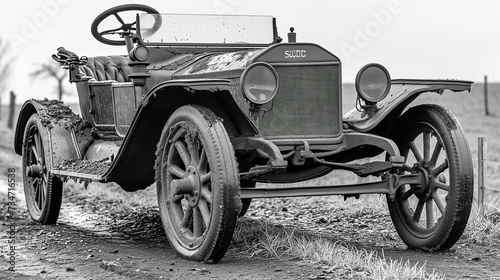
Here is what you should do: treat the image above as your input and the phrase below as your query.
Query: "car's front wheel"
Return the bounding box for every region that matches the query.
[387,105,473,250]
[155,105,240,263]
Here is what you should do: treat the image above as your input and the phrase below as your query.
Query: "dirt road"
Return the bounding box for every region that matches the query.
[0,141,324,279]
[0,203,319,280]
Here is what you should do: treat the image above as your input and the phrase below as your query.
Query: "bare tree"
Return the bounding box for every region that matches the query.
[31,61,68,101]
[0,37,14,120]
[0,37,11,95]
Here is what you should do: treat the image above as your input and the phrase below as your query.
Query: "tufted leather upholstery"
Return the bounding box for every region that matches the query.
[79,56,131,82]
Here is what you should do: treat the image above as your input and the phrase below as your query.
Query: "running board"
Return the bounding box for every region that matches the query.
[240,173,422,199]
[52,169,104,181]
[52,158,111,183]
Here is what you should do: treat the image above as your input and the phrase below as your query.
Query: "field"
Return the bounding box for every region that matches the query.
[1,83,500,279]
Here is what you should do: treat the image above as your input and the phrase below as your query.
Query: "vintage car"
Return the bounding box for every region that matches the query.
[14,4,473,262]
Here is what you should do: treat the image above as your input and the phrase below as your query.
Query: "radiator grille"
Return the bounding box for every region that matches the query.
[259,65,341,137]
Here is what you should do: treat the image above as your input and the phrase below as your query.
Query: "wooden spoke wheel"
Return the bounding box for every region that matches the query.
[387,105,473,250]
[22,114,62,224]
[155,105,240,263]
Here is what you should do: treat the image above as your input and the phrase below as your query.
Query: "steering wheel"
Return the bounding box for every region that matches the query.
[91,4,161,46]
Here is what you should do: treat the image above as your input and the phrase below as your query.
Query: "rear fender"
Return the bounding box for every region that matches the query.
[14,100,87,169]
[343,79,473,136]
[102,79,258,191]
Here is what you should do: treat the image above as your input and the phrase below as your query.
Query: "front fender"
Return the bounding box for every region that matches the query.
[343,79,473,134]
[103,79,258,191]
[14,101,38,155]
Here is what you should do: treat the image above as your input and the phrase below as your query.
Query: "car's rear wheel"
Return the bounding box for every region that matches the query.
[387,105,473,250]
[22,114,63,224]
[155,105,240,263]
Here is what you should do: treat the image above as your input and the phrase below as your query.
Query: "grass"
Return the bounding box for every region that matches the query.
[233,219,444,280]
[232,197,500,279]
[463,198,500,245]
[233,195,500,279]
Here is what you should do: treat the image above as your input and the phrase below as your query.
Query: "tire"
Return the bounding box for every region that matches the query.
[387,104,473,250]
[22,114,63,224]
[239,180,256,217]
[155,105,241,263]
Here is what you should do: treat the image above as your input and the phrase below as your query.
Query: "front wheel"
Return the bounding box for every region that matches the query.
[387,105,473,250]
[155,105,241,263]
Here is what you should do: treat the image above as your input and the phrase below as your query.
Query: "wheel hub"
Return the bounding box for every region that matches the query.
[26,164,43,178]
[412,162,432,200]
[186,166,202,207]
[170,166,202,207]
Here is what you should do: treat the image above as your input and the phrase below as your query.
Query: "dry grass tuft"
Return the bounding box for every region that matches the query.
[233,219,444,279]
[464,198,500,245]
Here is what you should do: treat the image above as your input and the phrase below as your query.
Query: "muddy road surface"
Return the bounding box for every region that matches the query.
[0,143,319,279]
[0,202,318,280]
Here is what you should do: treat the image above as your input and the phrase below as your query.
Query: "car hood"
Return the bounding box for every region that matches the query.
[174,49,265,77]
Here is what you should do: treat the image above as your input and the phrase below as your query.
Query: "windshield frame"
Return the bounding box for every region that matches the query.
[136,13,279,49]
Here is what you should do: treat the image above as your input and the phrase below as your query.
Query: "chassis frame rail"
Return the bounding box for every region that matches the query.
[240,173,423,199]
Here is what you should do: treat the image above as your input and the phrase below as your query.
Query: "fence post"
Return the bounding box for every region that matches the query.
[478,137,486,217]
[7,91,15,129]
[484,76,489,116]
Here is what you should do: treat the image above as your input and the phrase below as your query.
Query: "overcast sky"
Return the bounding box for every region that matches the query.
[1,0,499,103]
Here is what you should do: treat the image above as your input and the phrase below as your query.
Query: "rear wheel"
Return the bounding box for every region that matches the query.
[387,105,473,250]
[155,105,240,262]
[22,114,62,224]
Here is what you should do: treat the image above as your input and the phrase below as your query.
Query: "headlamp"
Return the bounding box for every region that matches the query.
[240,62,279,105]
[355,63,391,104]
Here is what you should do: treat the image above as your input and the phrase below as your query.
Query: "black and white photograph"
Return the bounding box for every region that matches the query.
[1,0,499,279]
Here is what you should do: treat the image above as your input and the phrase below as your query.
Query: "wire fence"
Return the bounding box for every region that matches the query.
[475,137,500,216]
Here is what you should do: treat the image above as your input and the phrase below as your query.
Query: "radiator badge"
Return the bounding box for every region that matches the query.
[284,50,306,59]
